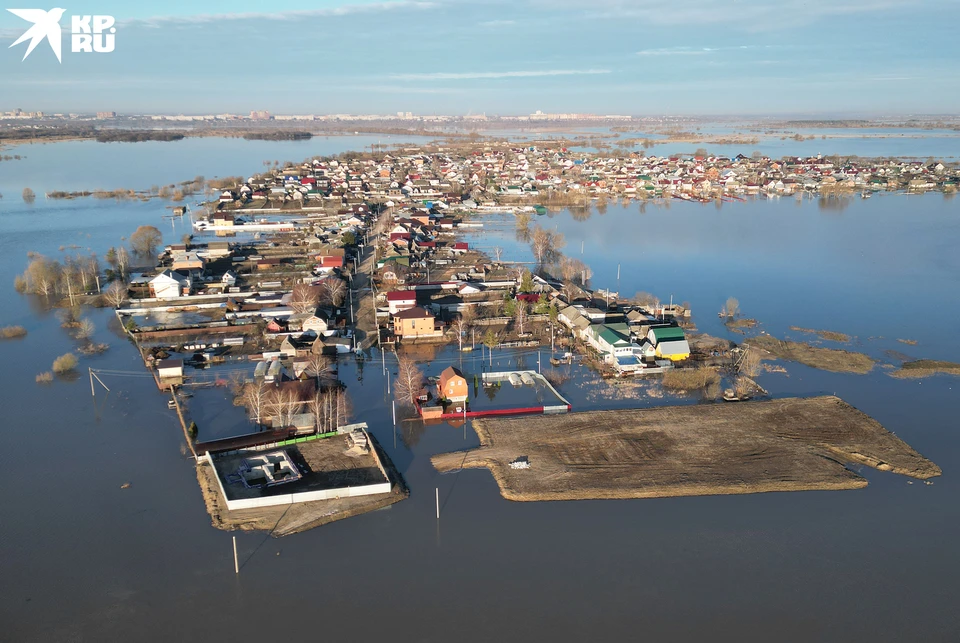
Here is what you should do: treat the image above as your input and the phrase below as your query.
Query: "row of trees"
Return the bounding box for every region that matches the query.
[289,278,346,314]
[15,252,100,301]
[239,381,350,433]
[15,224,163,301]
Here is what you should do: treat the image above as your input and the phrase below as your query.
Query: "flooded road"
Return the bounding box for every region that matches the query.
[1,140,958,642]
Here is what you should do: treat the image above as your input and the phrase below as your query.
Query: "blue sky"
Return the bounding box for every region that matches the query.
[1,0,958,115]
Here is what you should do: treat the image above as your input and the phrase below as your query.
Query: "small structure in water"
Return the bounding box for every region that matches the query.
[438,366,468,403]
[418,370,571,421]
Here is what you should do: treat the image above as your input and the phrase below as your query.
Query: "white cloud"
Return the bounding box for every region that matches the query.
[637,45,775,56]
[536,0,929,29]
[637,47,708,56]
[122,1,437,27]
[479,20,516,27]
[389,69,611,80]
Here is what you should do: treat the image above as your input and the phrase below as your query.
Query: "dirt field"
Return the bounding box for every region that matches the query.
[431,396,940,502]
[745,335,875,374]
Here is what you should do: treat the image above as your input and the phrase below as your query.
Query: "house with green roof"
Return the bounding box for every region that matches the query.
[647,325,685,345]
[585,324,634,358]
[647,325,690,362]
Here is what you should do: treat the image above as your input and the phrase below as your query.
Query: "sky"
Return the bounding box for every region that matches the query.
[1,0,958,116]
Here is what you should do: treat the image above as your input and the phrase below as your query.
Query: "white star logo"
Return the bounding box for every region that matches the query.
[7,7,65,62]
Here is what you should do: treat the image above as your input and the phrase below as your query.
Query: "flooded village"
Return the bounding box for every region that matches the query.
[5,0,960,636]
[9,140,954,535]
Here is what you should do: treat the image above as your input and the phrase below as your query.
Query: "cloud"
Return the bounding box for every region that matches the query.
[121,1,437,27]
[636,47,709,56]
[537,0,929,30]
[479,19,516,27]
[637,45,775,56]
[389,69,612,80]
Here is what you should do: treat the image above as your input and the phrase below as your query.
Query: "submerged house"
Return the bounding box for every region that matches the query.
[438,366,468,403]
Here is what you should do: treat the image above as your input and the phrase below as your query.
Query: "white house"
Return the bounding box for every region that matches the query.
[386,290,417,315]
[302,313,329,334]
[149,270,190,299]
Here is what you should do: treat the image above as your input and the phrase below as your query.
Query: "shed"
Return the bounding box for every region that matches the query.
[157,358,184,379]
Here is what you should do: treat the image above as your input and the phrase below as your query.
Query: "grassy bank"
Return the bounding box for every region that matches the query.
[746,334,874,374]
[789,326,851,342]
[890,359,960,379]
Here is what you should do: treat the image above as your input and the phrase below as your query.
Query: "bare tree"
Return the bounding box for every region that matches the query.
[130,225,162,256]
[514,299,529,335]
[22,255,61,296]
[725,297,740,318]
[80,254,100,291]
[75,318,95,340]
[115,247,130,281]
[290,284,321,314]
[60,263,79,306]
[634,291,657,309]
[530,225,565,267]
[307,391,331,433]
[394,355,424,407]
[241,380,271,426]
[333,389,352,428]
[515,212,531,235]
[739,347,762,378]
[559,256,591,286]
[492,246,504,262]
[321,277,346,307]
[265,386,302,427]
[103,281,127,307]
[451,315,469,351]
[482,329,499,366]
[306,353,333,386]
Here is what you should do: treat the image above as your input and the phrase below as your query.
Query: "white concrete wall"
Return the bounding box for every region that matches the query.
[223,481,392,511]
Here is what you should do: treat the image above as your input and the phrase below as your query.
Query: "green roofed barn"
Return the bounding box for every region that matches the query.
[647,326,690,362]
[648,326,685,344]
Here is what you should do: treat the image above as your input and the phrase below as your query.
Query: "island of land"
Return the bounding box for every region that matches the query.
[431,396,940,502]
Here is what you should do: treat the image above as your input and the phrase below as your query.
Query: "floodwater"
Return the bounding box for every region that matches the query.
[1,139,958,642]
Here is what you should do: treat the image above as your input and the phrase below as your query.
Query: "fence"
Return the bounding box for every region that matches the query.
[204,426,394,512]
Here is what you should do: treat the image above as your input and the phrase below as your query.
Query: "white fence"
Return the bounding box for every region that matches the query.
[205,425,394,512]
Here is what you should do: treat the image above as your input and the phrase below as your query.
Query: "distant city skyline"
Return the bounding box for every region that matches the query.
[2,0,958,115]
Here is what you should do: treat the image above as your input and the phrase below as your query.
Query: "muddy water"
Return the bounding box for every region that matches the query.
[0,142,958,642]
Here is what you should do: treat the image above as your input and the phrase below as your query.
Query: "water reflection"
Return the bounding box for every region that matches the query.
[818,193,854,213]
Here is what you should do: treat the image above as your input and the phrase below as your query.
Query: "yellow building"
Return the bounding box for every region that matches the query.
[394,307,440,338]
